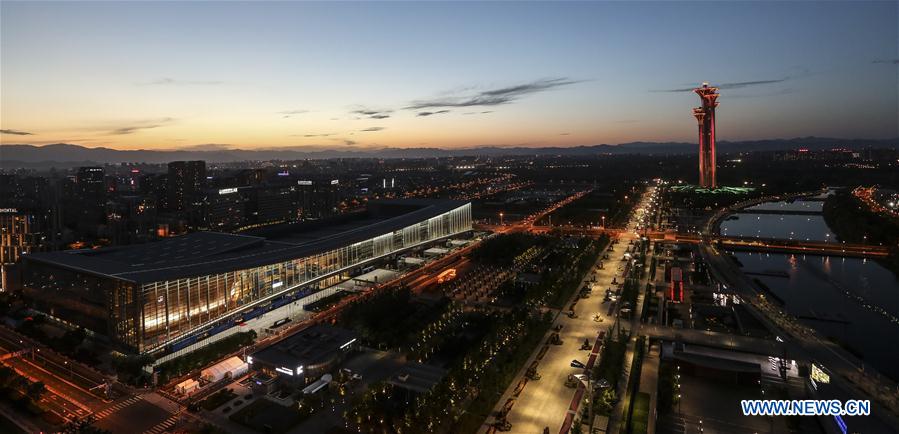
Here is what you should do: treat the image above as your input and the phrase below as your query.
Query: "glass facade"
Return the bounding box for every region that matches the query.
[25,202,471,354]
[22,262,140,348]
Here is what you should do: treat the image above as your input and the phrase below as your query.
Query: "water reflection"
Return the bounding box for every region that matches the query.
[721,213,832,241]
[724,199,899,380]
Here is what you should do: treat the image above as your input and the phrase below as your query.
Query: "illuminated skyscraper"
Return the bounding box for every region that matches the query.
[693,83,719,188]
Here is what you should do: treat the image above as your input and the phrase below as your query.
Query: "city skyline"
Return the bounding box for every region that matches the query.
[2,1,897,151]
[1,2,897,433]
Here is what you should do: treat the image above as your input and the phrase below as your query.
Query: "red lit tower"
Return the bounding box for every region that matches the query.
[693,83,719,188]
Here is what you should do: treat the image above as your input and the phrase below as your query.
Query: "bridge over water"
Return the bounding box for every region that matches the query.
[488,223,890,258]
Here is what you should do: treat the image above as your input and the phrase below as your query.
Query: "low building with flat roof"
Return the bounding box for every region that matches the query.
[249,324,358,384]
[21,199,471,355]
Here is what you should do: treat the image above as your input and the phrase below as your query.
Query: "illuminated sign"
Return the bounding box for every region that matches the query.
[330,179,339,185]
[811,364,830,385]
[218,187,238,195]
[0,208,19,213]
[247,356,253,364]
[275,367,294,376]
[298,180,313,186]
[272,281,283,289]
[296,365,304,375]
[277,171,289,176]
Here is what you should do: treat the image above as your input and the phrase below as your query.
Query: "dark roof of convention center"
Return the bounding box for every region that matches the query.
[24,199,468,283]
[251,324,357,368]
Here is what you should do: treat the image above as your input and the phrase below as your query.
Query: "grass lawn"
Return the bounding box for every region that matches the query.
[631,392,650,434]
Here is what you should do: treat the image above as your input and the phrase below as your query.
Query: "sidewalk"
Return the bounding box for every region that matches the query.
[637,343,660,434]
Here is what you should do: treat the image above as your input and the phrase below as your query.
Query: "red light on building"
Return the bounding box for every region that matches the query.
[693,83,719,188]
[668,266,684,302]
[668,281,684,303]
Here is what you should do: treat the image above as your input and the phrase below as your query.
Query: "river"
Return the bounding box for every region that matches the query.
[721,199,899,380]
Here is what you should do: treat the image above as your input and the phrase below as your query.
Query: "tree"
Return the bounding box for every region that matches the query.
[26,381,45,401]
[0,366,15,387]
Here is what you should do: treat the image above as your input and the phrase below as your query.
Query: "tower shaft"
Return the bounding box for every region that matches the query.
[693,83,719,188]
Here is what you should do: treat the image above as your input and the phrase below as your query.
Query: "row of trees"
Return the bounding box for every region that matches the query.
[469,233,550,267]
[338,286,455,353]
[529,235,608,309]
[346,308,552,434]
[15,315,99,367]
[0,365,46,416]
[154,330,257,385]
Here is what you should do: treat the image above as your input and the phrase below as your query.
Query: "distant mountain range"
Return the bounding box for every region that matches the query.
[1,137,896,167]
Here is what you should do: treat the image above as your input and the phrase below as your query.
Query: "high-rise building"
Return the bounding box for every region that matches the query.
[166,161,206,212]
[297,178,341,219]
[202,187,246,231]
[693,83,719,189]
[76,166,106,198]
[0,210,45,291]
[248,185,296,227]
[75,166,107,227]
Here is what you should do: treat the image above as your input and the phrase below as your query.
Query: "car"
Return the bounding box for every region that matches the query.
[570,360,585,369]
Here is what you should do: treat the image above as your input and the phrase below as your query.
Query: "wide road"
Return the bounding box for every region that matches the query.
[0,327,113,423]
[485,187,654,434]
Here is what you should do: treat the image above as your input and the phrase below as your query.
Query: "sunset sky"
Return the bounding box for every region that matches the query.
[1,1,897,150]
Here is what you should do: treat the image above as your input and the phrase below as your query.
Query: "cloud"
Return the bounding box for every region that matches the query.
[417,110,451,117]
[280,109,309,118]
[137,78,224,86]
[179,143,232,151]
[727,88,796,99]
[720,79,789,89]
[651,78,788,93]
[559,132,571,136]
[342,139,357,146]
[109,118,175,135]
[294,133,336,138]
[406,78,580,110]
[872,59,899,64]
[1,129,34,135]
[351,108,392,119]
[360,127,385,132]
